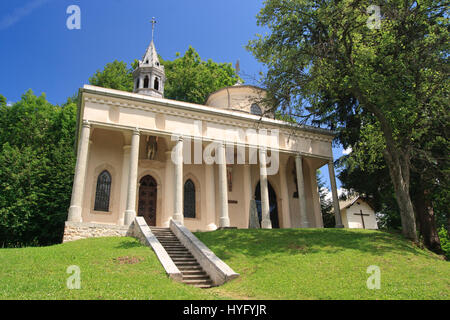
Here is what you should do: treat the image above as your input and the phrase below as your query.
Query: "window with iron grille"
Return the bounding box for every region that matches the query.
[183,179,196,218]
[94,170,111,212]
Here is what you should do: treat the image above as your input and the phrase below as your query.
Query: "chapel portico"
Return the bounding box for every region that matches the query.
[65,33,343,236]
[66,84,343,232]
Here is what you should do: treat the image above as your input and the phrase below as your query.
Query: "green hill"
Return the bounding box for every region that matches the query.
[0,229,448,300]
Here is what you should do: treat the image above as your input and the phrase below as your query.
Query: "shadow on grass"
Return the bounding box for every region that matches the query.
[114,238,143,249]
[194,228,435,260]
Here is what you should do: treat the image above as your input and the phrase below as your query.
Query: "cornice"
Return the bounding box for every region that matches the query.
[81,86,334,143]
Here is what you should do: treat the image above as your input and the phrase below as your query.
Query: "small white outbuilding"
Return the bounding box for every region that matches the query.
[339,196,378,229]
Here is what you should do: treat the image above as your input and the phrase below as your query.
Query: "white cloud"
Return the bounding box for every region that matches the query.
[6,101,14,106]
[342,146,352,155]
[323,187,348,202]
[0,0,52,30]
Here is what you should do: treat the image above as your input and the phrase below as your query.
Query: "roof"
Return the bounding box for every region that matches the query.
[339,195,373,211]
[140,40,161,67]
[205,84,267,104]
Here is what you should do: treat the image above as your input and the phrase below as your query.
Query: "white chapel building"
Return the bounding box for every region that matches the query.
[340,196,378,229]
[64,36,345,239]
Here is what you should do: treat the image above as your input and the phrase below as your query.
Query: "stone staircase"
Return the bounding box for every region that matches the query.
[150,227,213,288]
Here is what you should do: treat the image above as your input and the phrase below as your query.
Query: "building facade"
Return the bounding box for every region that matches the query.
[65,39,344,235]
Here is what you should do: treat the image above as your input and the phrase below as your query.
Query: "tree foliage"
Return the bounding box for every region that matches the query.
[161,46,241,104]
[0,91,77,246]
[88,47,241,105]
[89,60,134,92]
[248,0,449,242]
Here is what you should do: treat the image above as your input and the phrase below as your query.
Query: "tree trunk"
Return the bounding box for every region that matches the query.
[353,92,418,242]
[413,188,442,254]
[383,148,418,242]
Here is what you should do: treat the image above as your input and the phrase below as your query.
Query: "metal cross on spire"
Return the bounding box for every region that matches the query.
[151,17,157,41]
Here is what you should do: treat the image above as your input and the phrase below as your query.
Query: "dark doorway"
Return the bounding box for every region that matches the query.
[255,181,280,228]
[138,175,157,226]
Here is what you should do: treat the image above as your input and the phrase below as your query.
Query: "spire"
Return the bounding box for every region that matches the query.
[140,40,161,67]
[132,17,165,98]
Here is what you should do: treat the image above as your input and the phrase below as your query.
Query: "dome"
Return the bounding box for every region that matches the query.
[205,85,271,117]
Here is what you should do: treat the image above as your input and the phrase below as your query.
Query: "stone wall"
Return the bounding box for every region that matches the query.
[62,221,130,242]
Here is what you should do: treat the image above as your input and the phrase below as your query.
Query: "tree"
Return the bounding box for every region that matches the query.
[0,91,77,246]
[161,46,241,104]
[89,60,134,92]
[89,47,241,105]
[317,172,334,227]
[247,0,449,242]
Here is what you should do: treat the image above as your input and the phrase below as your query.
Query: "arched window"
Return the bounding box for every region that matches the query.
[154,77,160,91]
[144,76,149,88]
[94,170,111,212]
[183,179,196,218]
[250,103,262,116]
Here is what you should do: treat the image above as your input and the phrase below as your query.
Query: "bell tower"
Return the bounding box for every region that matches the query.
[133,17,165,98]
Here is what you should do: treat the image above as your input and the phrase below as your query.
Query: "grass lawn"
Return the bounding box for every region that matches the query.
[0,229,448,300]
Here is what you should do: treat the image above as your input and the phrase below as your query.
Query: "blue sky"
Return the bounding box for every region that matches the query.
[0,0,347,191]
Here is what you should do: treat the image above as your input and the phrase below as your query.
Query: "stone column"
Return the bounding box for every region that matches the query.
[279,157,291,228]
[243,163,252,228]
[67,120,91,222]
[124,129,140,225]
[217,142,230,227]
[295,154,309,228]
[172,137,184,223]
[205,163,217,230]
[118,144,131,225]
[163,151,174,227]
[328,160,344,228]
[259,148,272,229]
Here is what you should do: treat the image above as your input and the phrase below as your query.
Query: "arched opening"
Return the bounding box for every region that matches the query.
[154,77,160,91]
[254,181,279,228]
[183,179,196,218]
[138,175,157,226]
[143,76,149,88]
[94,170,111,212]
[136,78,140,89]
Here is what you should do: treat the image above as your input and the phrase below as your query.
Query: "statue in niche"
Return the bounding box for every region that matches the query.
[146,136,158,160]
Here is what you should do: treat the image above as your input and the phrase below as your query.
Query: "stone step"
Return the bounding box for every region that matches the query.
[182,270,207,276]
[178,265,203,269]
[171,256,197,262]
[183,274,210,280]
[169,254,194,258]
[151,227,213,289]
[183,279,213,285]
[174,260,200,267]
[193,284,213,289]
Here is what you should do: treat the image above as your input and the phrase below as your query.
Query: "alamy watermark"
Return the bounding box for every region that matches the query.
[66,265,81,289]
[167,122,281,176]
[366,265,381,289]
[66,5,81,30]
[366,5,381,30]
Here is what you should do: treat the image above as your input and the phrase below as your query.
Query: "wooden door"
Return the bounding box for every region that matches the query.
[138,175,157,226]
